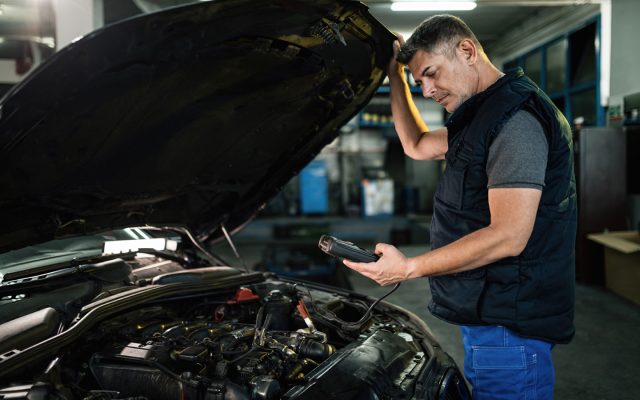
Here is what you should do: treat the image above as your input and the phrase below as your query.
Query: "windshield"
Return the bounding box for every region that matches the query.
[0,227,179,283]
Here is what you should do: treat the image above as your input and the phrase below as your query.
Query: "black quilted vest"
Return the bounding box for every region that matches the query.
[428,68,577,344]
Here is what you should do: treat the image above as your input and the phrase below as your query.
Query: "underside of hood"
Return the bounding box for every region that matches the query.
[0,0,395,253]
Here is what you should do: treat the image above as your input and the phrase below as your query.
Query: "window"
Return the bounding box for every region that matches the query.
[502,18,602,128]
[504,60,519,72]
[524,50,542,87]
[569,23,597,86]
[546,39,566,95]
[552,97,566,115]
[571,88,597,126]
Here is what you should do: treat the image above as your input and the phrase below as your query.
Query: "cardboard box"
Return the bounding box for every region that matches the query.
[588,231,640,305]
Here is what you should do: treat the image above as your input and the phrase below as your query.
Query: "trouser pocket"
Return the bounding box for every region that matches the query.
[461,326,555,400]
[471,346,537,400]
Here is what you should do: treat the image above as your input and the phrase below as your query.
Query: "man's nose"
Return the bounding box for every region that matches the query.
[422,81,436,98]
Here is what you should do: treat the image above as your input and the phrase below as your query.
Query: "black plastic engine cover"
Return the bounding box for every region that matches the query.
[90,355,251,400]
[284,329,421,399]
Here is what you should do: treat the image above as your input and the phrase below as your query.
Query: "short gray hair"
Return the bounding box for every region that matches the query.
[397,14,482,64]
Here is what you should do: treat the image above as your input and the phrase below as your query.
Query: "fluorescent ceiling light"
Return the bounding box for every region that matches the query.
[391,1,477,11]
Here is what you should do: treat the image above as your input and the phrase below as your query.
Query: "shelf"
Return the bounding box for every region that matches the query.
[359,120,394,128]
[376,85,422,95]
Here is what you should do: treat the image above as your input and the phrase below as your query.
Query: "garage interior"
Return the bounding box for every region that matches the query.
[1,0,638,399]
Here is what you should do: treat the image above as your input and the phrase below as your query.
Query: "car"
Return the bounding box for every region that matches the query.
[0,0,470,398]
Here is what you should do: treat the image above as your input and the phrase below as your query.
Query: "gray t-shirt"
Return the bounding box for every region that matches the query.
[486,110,548,190]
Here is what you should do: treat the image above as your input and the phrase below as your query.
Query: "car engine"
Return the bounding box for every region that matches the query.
[0,262,467,400]
[73,286,340,400]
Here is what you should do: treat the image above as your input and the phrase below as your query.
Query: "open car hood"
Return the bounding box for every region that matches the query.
[0,0,394,253]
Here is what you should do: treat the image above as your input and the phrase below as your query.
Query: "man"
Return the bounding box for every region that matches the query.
[343,15,576,399]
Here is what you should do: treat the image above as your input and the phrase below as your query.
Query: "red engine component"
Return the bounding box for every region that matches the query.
[227,287,260,304]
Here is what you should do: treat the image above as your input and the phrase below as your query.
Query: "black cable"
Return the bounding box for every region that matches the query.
[340,282,402,327]
[299,282,402,329]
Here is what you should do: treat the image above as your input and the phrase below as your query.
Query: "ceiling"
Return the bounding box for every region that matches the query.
[0,0,601,59]
[0,0,54,40]
[363,0,583,55]
[0,0,55,60]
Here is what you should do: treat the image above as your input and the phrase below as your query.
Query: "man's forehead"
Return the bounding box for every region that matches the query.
[408,49,440,72]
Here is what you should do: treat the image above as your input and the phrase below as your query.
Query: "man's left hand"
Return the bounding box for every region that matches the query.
[342,243,413,286]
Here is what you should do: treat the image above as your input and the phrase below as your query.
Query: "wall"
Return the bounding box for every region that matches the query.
[0,0,103,85]
[0,60,25,84]
[52,0,100,50]
[603,0,640,230]
[609,0,640,100]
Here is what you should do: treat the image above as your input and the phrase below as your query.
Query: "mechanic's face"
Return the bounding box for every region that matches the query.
[408,46,478,113]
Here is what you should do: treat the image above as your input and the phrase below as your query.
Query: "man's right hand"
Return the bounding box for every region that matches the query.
[388,33,406,81]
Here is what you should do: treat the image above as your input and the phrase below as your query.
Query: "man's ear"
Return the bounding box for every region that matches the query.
[457,39,477,65]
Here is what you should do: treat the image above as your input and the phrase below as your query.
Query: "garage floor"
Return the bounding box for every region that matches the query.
[213,242,640,399]
[349,245,640,400]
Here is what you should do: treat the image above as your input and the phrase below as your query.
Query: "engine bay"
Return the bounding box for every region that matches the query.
[0,259,453,400]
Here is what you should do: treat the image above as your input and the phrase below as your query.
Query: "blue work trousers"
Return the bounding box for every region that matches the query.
[461,325,555,400]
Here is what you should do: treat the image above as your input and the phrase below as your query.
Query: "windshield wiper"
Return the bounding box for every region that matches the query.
[0,258,132,291]
[0,238,178,285]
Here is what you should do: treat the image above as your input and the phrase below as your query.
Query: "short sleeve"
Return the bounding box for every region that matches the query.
[486,110,548,190]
